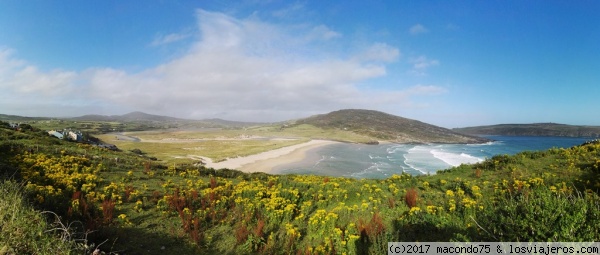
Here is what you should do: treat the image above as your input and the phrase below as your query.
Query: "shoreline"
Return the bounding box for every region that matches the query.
[203,139,341,173]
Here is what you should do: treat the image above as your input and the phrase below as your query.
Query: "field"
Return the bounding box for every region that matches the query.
[95,124,374,164]
[2,121,600,254]
[6,119,176,134]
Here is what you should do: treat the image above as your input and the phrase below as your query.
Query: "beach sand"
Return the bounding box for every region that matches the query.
[203,140,340,173]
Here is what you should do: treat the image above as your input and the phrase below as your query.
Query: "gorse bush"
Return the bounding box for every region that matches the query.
[476,185,600,241]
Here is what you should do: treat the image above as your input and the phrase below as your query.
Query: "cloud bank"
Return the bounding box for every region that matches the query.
[0,10,446,121]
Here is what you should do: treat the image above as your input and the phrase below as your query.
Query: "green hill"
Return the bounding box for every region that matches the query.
[296,109,490,143]
[454,123,600,137]
[2,120,600,254]
[72,112,265,129]
[0,113,51,122]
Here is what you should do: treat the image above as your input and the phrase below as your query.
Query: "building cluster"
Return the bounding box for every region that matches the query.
[47,129,83,141]
[7,122,34,131]
[5,121,120,151]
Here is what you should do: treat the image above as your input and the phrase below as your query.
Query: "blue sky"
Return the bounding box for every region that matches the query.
[0,1,599,128]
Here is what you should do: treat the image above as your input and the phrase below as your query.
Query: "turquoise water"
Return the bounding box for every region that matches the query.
[274,136,593,179]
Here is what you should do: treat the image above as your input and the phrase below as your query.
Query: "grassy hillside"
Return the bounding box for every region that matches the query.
[0,180,86,254]
[2,112,263,136]
[3,118,175,135]
[1,120,600,254]
[297,109,490,144]
[454,123,600,138]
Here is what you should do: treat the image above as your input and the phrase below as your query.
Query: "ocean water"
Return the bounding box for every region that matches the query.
[274,136,593,179]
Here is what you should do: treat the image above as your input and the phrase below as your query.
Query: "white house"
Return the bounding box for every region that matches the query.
[67,131,82,141]
[48,130,64,139]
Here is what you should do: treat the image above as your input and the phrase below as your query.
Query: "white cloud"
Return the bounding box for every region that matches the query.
[358,43,400,63]
[272,2,305,18]
[409,55,439,75]
[0,49,105,116]
[307,25,341,41]
[0,48,25,74]
[409,24,428,35]
[84,9,402,120]
[0,10,447,121]
[0,49,76,95]
[150,32,191,46]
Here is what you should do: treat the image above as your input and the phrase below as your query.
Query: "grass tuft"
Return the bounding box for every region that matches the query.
[0,180,85,254]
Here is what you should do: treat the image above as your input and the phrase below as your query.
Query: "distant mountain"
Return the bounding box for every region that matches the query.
[0,114,50,122]
[72,112,264,128]
[72,111,186,122]
[295,109,490,144]
[453,123,600,138]
[119,111,185,122]
[201,118,266,128]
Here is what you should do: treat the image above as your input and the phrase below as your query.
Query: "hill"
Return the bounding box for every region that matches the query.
[73,112,264,128]
[454,123,600,137]
[0,113,51,121]
[295,109,490,143]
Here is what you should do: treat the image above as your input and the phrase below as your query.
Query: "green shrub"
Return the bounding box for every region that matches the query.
[475,186,600,241]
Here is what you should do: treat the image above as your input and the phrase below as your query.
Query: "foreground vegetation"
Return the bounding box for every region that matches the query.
[0,180,88,254]
[1,121,600,254]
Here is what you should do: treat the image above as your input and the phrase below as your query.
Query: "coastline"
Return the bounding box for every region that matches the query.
[204,139,341,173]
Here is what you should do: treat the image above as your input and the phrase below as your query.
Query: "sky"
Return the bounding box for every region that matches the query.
[0,0,599,128]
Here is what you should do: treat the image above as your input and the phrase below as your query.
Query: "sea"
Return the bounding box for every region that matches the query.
[273,136,594,179]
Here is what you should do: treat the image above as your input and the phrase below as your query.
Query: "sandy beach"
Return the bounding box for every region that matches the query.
[202,139,340,173]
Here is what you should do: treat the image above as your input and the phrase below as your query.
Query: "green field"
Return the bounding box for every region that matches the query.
[4,118,172,134]
[112,124,373,142]
[95,124,374,164]
[2,121,600,254]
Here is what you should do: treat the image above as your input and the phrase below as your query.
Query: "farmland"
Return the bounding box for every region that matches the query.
[95,124,374,164]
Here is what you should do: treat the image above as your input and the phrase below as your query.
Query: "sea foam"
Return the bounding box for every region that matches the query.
[402,146,435,174]
[430,149,483,166]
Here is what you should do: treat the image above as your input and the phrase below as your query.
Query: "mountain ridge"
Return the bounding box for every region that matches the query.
[0,113,55,121]
[71,111,265,127]
[71,111,186,122]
